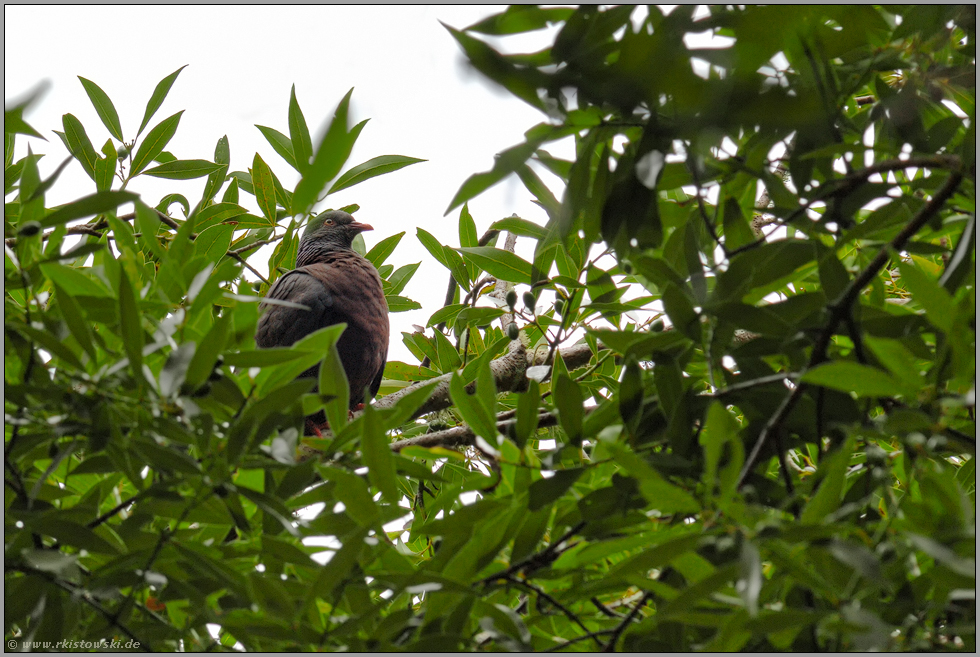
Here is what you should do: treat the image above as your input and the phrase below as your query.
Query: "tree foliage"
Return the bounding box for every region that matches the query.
[5,5,976,652]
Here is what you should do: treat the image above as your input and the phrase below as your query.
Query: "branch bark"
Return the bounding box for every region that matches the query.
[373,340,596,426]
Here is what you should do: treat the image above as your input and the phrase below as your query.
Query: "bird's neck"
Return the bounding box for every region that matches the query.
[296,240,352,267]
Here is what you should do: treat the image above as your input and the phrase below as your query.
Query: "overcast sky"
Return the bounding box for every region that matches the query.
[5,5,574,363]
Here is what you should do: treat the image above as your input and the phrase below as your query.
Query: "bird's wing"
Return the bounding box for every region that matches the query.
[255,269,340,349]
[302,255,390,402]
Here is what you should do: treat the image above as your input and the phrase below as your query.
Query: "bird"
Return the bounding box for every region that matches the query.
[255,210,389,435]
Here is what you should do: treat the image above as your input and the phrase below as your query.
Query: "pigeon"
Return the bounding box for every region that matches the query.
[255,210,389,433]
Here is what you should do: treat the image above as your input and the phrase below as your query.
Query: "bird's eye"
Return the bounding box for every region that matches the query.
[325,220,334,225]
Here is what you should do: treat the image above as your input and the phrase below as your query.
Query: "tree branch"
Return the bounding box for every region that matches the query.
[390,409,562,452]
[373,340,597,431]
[8,564,151,650]
[500,575,603,649]
[736,169,964,487]
[602,591,652,652]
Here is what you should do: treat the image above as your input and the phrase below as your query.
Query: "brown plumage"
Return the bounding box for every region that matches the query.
[256,211,389,429]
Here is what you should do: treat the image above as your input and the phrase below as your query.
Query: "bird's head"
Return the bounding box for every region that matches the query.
[297,211,374,264]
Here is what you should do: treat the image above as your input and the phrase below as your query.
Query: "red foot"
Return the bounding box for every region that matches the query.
[305,417,329,437]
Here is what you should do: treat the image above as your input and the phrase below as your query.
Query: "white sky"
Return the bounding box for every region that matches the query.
[5,5,573,363]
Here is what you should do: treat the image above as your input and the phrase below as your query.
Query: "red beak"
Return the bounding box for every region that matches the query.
[349,222,374,232]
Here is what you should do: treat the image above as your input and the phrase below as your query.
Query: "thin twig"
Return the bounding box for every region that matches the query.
[736,169,963,487]
[480,521,587,584]
[423,227,501,368]
[602,591,652,652]
[543,630,616,653]
[710,372,800,398]
[389,410,563,452]
[86,489,153,529]
[9,565,151,651]
[727,154,962,259]
[501,575,602,649]
[228,251,270,286]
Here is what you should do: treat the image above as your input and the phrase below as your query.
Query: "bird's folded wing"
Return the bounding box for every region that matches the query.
[255,269,338,349]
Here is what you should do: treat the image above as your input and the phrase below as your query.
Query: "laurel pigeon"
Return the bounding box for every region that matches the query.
[256,210,389,433]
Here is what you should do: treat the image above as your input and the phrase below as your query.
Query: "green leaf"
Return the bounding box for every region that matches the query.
[224,348,310,368]
[159,342,196,398]
[134,200,165,259]
[513,379,540,449]
[662,284,700,340]
[466,5,574,34]
[801,362,903,398]
[455,306,505,329]
[288,84,313,173]
[141,159,223,180]
[13,322,83,371]
[138,65,186,137]
[39,262,111,297]
[312,527,368,598]
[118,266,143,378]
[293,88,364,214]
[106,212,137,259]
[449,371,497,441]
[382,380,439,430]
[489,216,548,240]
[200,135,230,204]
[799,437,855,524]
[318,336,350,431]
[42,190,139,228]
[445,139,541,215]
[77,76,123,142]
[256,125,297,170]
[385,295,422,312]
[619,355,643,426]
[610,532,702,578]
[459,204,479,248]
[130,111,183,177]
[432,330,462,372]
[361,403,401,505]
[516,163,560,219]
[385,262,420,296]
[94,139,117,192]
[458,246,533,285]
[318,468,380,527]
[864,336,923,395]
[62,113,98,180]
[5,91,45,138]
[195,202,248,231]
[251,153,278,223]
[474,350,498,426]
[699,402,741,504]
[329,155,426,194]
[897,258,955,333]
[427,304,467,329]
[222,175,240,204]
[365,231,405,268]
[528,468,584,511]
[31,518,120,555]
[185,311,231,389]
[607,443,700,513]
[196,224,235,263]
[416,228,469,287]
[553,372,583,445]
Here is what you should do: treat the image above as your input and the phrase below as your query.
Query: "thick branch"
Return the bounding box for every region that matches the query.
[389,409,561,452]
[374,340,597,429]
